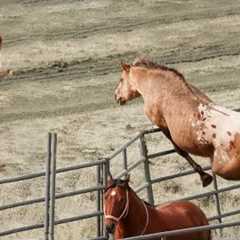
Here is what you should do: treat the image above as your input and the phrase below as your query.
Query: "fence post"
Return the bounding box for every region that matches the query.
[49,133,57,240]
[44,133,51,240]
[139,134,154,206]
[122,148,128,177]
[96,164,104,237]
[103,159,111,239]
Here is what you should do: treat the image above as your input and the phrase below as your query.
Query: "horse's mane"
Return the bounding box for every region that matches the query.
[132,57,195,95]
[132,57,185,80]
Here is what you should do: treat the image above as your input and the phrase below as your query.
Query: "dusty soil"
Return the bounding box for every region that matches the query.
[0,0,240,239]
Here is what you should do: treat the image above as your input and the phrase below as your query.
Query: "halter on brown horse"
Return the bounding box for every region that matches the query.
[104,176,211,240]
[114,57,240,186]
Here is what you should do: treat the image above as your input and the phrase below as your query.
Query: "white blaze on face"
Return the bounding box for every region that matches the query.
[196,103,240,148]
[110,190,117,197]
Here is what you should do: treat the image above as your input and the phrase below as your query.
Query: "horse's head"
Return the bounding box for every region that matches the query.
[104,175,130,234]
[114,62,140,105]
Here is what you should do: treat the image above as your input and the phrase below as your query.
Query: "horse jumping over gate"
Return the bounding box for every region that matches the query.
[114,57,240,186]
[104,176,211,240]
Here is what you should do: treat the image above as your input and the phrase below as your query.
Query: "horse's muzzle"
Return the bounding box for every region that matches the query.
[119,100,126,105]
[114,94,126,106]
[116,97,126,105]
[106,222,116,234]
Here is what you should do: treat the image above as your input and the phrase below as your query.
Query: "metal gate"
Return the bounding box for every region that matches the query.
[0,130,240,240]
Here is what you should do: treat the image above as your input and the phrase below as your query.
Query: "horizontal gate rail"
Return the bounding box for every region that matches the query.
[178,183,240,202]
[54,211,103,225]
[148,149,176,159]
[122,220,240,240]
[0,159,107,185]
[151,166,211,183]
[108,134,143,160]
[0,185,105,211]
[209,208,240,221]
[116,158,145,178]
[0,223,44,237]
[0,172,45,184]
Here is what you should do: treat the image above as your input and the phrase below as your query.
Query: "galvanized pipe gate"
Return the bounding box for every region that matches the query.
[0,132,109,240]
[0,130,240,239]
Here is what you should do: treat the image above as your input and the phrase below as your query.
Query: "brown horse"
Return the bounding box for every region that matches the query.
[114,57,240,186]
[104,176,211,240]
[0,35,12,79]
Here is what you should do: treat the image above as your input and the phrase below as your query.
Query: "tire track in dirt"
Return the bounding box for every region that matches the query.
[5,39,240,84]
[3,5,240,48]
[0,70,239,124]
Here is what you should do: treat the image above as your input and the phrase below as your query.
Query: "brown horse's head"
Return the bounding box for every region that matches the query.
[104,175,130,234]
[114,63,140,105]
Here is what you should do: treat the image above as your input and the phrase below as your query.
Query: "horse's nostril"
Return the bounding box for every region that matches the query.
[106,223,115,234]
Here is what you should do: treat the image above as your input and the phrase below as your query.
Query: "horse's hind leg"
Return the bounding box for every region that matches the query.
[174,146,213,187]
[162,130,213,187]
[212,144,240,180]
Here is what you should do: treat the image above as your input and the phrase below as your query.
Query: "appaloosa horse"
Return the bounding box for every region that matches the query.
[0,35,12,79]
[114,57,240,186]
[104,176,211,240]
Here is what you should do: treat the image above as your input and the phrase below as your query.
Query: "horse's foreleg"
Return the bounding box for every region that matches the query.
[162,130,213,187]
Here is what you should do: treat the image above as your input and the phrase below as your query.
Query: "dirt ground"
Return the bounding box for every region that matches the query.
[0,0,240,239]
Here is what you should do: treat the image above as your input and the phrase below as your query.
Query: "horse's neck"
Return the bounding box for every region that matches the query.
[117,190,149,237]
[131,68,211,128]
[132,68,194,111]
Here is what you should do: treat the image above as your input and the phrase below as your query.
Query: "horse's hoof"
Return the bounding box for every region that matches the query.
[201,173,213,187]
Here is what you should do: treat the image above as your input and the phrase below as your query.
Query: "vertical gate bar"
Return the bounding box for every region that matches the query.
[44,133,51,240]
[212,172,223,237]
[50,133,57,240]
[212,173,222,223]
[122,148,128,176]
[103,159,110,239]
[139,135,154,205]
[96,165,102,237]
[100,163,105,237]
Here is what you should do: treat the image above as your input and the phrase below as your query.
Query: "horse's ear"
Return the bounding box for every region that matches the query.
[121,62,131,73]
[107,172,114,186]
[123,174,130,186]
